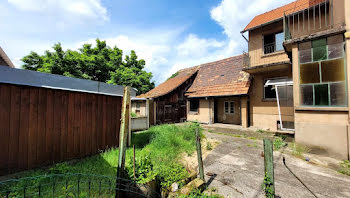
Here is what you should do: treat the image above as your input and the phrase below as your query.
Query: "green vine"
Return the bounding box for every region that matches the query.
[262,172,274,198]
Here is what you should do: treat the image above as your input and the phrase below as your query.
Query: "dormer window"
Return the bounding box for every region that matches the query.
[263,32,284,54]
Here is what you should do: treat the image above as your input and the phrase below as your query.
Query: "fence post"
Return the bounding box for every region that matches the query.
[196,128,205,181]
[116,86,131,198]
[263,138,275,197]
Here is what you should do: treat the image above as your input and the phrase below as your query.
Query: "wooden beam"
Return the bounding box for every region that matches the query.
[263,138,275,197]
[116,86,131,198]
[196,128,205,182]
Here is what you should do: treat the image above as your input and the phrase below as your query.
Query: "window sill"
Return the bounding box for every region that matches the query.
[295,106,349,112]
[188,111,199,115]
[262,98,277,102]
[262,50,285,58]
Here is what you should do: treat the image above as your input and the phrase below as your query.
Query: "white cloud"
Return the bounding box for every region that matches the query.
[8,0,108,21]
[210,0,295,53]
[2,0,298,85]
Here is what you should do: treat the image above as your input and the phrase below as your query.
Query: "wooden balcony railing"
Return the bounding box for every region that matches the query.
[283,0,335,41]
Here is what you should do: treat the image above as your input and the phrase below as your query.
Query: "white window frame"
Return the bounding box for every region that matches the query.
[224,101,234,114]
[263,77,288,100]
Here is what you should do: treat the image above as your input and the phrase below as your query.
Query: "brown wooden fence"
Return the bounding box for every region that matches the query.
[0,83,122,175]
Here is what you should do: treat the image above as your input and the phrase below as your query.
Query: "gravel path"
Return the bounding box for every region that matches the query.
[203,131,350,198]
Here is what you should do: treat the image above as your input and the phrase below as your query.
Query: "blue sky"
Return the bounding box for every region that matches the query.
[0,0,294,84]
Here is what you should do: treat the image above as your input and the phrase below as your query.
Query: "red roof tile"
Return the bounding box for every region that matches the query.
[243,0,325,32]
[138,66,199,98]
[186,55,250,98]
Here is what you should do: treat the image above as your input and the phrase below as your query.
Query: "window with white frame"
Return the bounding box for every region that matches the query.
[224,101,234,114]
[299,35,347,107]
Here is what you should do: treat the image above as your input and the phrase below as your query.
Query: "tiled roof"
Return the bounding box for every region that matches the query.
[242,0,326,32]
[186,55,250,98]
[138,66,199,98]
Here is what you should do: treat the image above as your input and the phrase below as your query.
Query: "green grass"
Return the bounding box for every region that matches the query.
[289,142,310,158]
[273,137,287,151]
[0,123,203,195]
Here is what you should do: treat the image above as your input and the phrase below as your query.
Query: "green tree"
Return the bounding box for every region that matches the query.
[21,39,154,94]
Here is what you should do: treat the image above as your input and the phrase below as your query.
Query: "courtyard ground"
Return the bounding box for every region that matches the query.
[202,125,350,198]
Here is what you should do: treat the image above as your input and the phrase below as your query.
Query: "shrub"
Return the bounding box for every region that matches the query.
[206,142,213,151]
[131,112,137,118]
[273,137,286,151]
[338,160,350,176]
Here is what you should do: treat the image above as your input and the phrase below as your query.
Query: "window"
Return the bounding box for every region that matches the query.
[224,101,234,114]
[136,102,141,113]
[263,32,284,54]
[299,35,346,107]
[264,79,277,99]
[189,99,199,112]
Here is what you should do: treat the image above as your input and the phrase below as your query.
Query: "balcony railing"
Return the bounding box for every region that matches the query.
[283,0,336,41]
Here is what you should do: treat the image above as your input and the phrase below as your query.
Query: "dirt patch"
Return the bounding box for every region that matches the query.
[181,137,220,172]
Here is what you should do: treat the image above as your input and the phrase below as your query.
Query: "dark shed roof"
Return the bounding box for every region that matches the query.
[0,66,136,97]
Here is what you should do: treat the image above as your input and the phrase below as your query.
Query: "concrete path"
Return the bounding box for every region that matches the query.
[203,131,350,198]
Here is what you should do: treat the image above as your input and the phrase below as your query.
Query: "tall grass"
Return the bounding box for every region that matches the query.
[1,123,202,193]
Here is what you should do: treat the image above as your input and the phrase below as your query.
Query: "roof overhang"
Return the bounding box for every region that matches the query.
[242,61,291,74]
[187,93,248,99]
[241,17,283,33]
[264,78,293,87]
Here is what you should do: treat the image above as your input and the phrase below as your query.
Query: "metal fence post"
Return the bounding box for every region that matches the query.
[116,86,131,198]
[196,128,205,181]
[263,138,275,197]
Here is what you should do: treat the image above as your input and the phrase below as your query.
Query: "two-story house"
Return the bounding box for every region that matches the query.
[242,0,350,159]
[0,47,15,68]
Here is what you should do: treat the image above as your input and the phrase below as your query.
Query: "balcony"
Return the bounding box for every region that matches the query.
[283,0,344,42]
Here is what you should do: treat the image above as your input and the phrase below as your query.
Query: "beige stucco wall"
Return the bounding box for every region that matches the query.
[187,98,211,124]
[248,21,290,67]
[249,68,294,131]
[241,97,248,128]
[295,111,349,159]
[215,97,241,125]
[131,100,147,117]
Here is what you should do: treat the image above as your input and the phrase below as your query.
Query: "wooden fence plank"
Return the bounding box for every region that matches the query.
[73,93,81,157]
[60,91,68,160]
[102,95,107,150]
[45,89,54,164]
[8,85,21,172]
[0,83,123,175]
[67,92,74,159]
[86,94,92,155]
[0,85,11,173]
[28,88,39,168]
[53,91,62,163]
[91,94,97,153]
[80,93,87,157]
[37,88,47,166]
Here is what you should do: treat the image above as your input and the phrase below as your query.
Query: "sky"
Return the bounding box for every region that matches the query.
[0,0,295,85]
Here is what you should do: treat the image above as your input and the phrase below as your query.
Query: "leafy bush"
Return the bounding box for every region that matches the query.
[131,112,137,118]
[126,151,156,184]
[206,142,213,151]
[273,137,286,151]
[338,160,350,176]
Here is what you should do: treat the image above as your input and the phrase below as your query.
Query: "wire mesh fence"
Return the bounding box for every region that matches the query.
[0,173,160,198]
